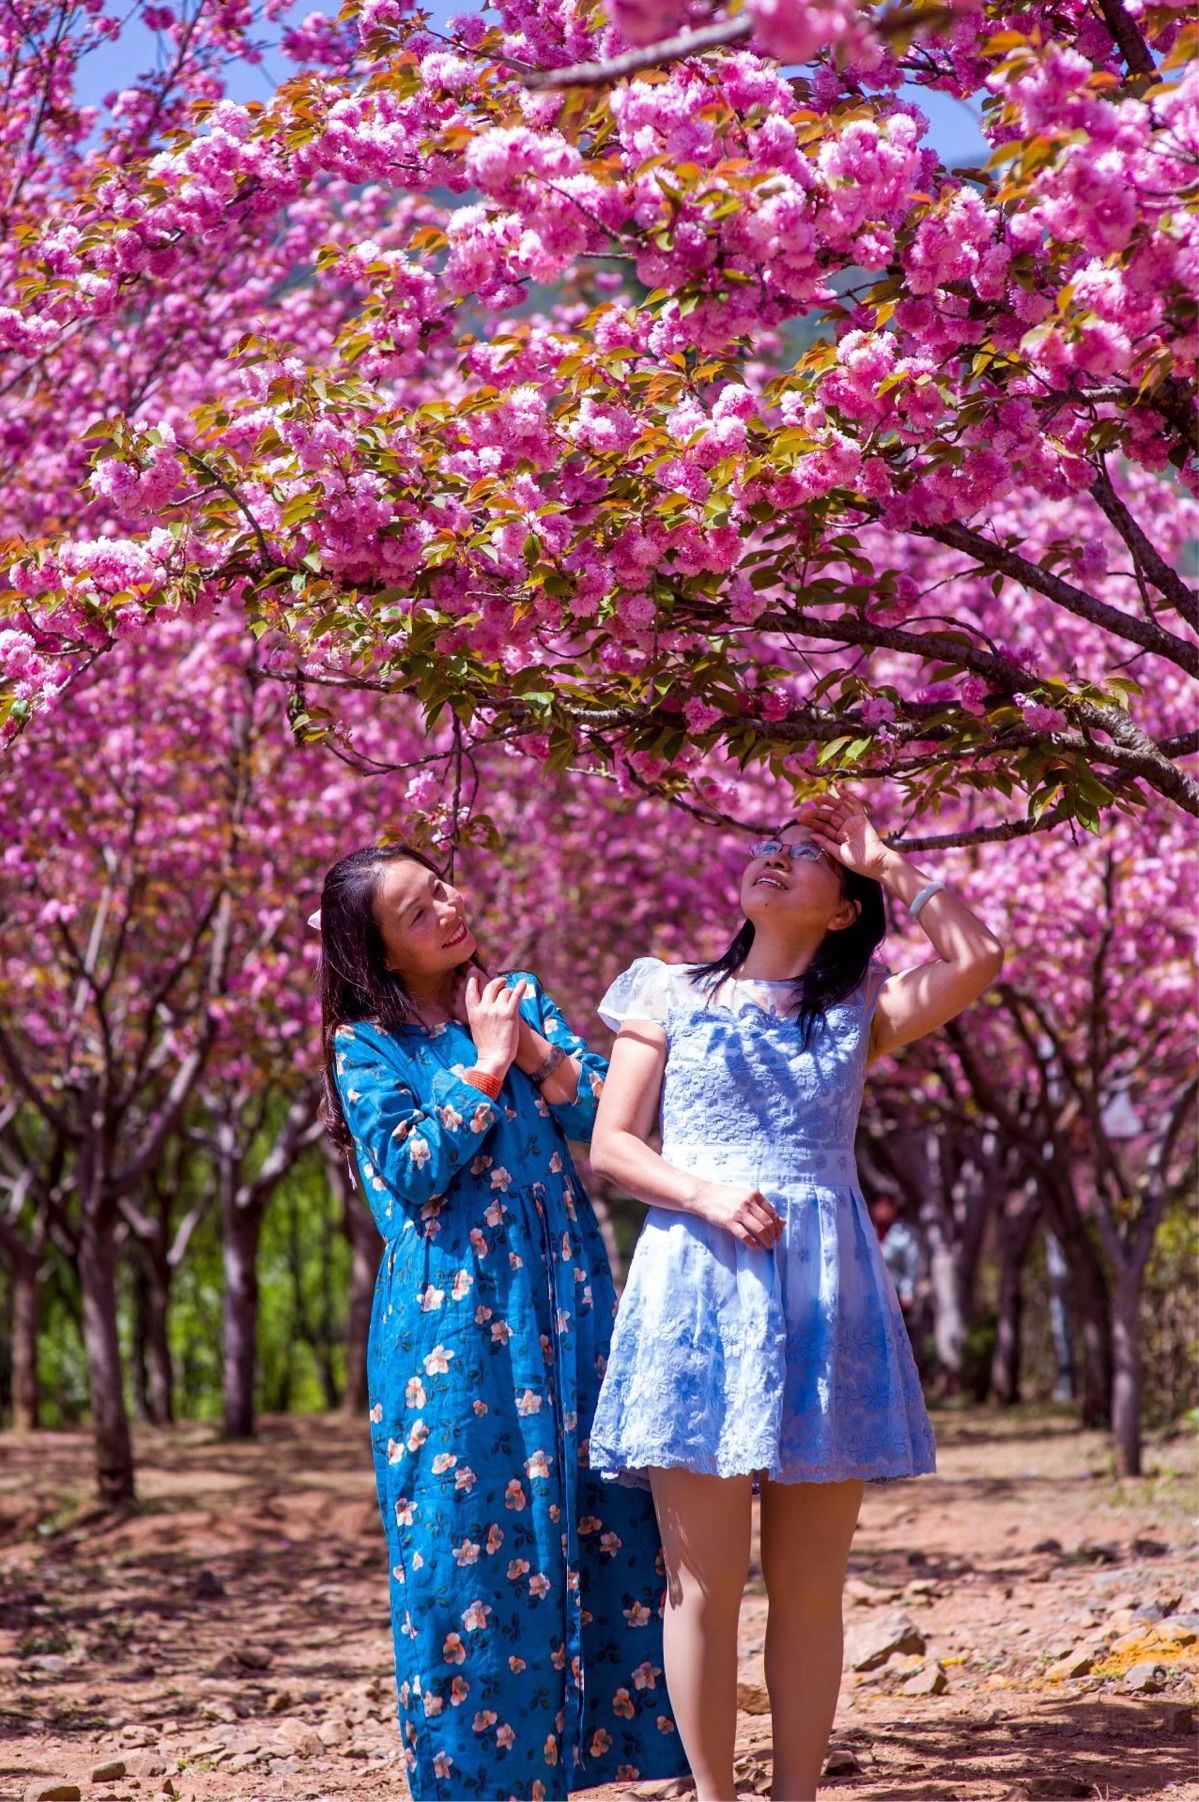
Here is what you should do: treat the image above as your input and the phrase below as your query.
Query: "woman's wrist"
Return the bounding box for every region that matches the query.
[878,849,936,903]
[512,1022,546,1075]
[464,1066,504,1100]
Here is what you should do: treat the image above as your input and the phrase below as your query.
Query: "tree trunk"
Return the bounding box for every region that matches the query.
[990,1195,1040,1407]
[141,1241,174,1427]
[1069,1248,1113,1429]
[1044,1232,1075,1402]
[10,1245,40,1432]
[1038,1173,1112,1426]
[1111,1269,1143,1478]
[222,1200,261,1440]
[130,1255,151,1424]
[924,1220,965,1391]
[79,1209,135,1504]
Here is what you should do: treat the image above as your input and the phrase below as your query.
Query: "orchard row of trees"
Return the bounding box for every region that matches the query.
[0,0,1194,1502]
[1,627,1194,1504]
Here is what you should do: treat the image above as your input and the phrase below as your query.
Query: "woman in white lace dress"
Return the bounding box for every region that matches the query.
[588,790,1005,1800]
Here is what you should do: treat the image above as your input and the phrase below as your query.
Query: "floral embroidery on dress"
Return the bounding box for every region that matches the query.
[334,972,687,1801]
[590,959,936,1489]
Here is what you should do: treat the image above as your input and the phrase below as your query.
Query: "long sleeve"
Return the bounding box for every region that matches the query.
[518,973,608,1143]
[333,1022,501,1236]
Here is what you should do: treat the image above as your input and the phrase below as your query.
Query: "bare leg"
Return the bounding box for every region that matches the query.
[759,1477,864,1801]
[649,1467,753,1802]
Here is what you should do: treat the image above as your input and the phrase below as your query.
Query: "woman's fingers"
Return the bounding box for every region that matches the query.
[740,1191,784,1249]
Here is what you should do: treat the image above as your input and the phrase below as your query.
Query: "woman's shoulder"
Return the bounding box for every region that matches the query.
[333,1018,414,1066]
[613,954,696,982]
[598,956,700,1029]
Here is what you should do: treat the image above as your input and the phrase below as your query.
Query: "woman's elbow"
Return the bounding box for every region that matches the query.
[977,939,1006,984]
[589,1123,621,1181]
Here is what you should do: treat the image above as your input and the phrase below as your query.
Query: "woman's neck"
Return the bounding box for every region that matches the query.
[400,970,455,1019]
[738,924,824,983]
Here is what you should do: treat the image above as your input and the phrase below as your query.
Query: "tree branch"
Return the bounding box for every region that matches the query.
[1093,0,1156,76]
[1090,463,1199,634]
[525,15,751,89]
[919,520,1199,679]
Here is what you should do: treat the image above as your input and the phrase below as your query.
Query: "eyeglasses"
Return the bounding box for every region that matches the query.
[747,838,830,865]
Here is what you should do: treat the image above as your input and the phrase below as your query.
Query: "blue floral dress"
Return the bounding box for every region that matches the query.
[589,959,936,1487]
[332,972,687,1802]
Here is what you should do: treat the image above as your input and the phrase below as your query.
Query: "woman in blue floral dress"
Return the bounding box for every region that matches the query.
[590,790,1005,1801]
[317,844,687,1802]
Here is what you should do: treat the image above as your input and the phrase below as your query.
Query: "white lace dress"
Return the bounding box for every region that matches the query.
[589,958,936,1488]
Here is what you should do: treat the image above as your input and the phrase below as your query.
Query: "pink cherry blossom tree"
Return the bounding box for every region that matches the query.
[2,0,1194,849]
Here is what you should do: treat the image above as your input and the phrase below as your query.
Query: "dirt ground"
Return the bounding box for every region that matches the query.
[1,1408,1195,1802]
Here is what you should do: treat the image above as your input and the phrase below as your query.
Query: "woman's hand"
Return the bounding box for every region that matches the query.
[798,785,893,883]
[463,974,528,1079]
[690,1180,785,1252]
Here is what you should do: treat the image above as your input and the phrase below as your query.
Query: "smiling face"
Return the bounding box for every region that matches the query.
[373,856,476,986]
[740,823,860,937]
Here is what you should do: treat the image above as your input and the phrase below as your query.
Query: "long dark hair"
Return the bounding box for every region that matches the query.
[690,829,886,1049]
[317,843,481,1153]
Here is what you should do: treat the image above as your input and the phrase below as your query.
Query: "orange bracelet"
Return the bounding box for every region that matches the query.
[464,1067,503,1101]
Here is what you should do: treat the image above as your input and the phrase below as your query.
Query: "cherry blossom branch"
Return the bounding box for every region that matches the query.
[525,16,751,90]
[1093,0,1156,78]
[1089,462,1199,633]
[919,521,1199,680]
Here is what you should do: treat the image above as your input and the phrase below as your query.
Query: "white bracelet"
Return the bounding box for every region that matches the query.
[909,880,946,921]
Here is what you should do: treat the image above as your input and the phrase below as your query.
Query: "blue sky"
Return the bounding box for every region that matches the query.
[75,4,988,167]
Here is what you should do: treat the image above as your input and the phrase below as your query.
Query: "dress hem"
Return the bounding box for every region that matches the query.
[594,1450,937,1489]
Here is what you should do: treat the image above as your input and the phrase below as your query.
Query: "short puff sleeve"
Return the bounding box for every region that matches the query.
[598,956,674,1033]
